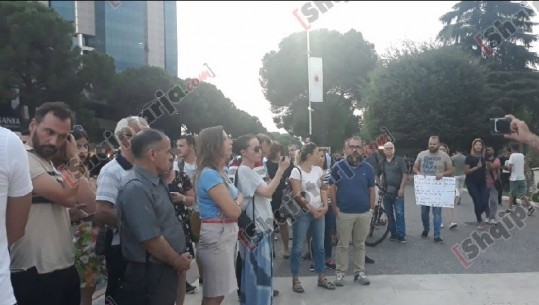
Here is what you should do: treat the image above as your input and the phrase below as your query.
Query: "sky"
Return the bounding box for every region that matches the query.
[177,1,539,133]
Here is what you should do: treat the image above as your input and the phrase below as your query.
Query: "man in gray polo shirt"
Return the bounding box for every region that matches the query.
[380,142,408,243]
[115,129,192,305]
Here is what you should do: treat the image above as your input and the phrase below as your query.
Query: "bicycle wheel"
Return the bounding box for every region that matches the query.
[366,205,390,247]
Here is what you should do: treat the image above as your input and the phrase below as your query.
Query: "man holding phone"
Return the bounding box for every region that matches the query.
[10,102,82,305]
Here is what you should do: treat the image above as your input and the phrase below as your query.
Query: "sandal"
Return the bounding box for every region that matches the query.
[317,277,336,290]
[292,281,304,293]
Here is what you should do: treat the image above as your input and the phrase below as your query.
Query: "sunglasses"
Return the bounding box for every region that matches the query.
[248,145,262,153]
[71,125,85,134]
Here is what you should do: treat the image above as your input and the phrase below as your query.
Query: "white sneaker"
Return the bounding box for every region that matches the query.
[449,222,458,230]
[489,218,498,225]
[441,223,444,228]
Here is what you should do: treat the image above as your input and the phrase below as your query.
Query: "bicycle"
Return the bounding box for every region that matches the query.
[365,184,391,247]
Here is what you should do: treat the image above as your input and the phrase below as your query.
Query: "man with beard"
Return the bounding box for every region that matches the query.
[412,136,453,244]
[10,102,82,305]
[329,136,375,286]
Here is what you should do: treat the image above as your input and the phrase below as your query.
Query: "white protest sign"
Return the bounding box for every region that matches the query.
[414,175,456,208]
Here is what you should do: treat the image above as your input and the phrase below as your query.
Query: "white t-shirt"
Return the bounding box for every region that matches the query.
[237,165,273,234]
[96,158,132,245]
[174,160,196,182]
[290,165,324,209]
[0,128,32,305]
[508,152,526,181]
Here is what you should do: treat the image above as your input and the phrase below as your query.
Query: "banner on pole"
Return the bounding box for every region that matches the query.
[308,57,323,103]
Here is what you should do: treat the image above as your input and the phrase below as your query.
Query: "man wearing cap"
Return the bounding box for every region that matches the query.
[95,116,149,301]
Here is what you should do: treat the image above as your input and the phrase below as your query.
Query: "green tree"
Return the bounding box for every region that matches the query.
[109,67,267,139]
[364,46,497,151]
[268,132,302,149]
[79,51,117,101]
[437,1,539,71]
[179,81,267,136]
[260,29,378,148]
[0,1,83,111]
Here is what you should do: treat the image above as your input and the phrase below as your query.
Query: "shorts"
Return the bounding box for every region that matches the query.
[510,180,527,198]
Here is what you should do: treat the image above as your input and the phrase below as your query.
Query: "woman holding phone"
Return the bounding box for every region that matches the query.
[53,125,106,305]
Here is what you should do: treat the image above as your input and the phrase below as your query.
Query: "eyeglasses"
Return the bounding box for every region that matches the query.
[249,146,262,153]
[349,145,362,150]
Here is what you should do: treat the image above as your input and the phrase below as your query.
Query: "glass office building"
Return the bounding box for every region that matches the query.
[39,1,178,76]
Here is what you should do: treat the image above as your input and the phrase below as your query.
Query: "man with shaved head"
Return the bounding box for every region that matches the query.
[379,142,408,243]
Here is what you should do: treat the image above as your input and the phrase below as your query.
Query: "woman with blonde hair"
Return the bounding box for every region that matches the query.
[464,138,490,230]
[195,126,243,305]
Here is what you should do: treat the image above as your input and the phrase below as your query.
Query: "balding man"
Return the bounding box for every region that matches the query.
[380,142,408,243]
[95,116,149,300]
[115,129,191,305]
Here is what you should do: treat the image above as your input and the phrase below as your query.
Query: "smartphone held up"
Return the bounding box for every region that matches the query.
[490,117,512,136]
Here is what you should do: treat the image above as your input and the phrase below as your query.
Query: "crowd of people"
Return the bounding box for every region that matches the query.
[2,100,539,305]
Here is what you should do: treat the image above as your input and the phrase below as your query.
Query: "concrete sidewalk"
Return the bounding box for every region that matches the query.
[93,272,539,305]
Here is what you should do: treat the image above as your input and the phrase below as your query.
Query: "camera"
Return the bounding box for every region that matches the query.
[490,118,512,136]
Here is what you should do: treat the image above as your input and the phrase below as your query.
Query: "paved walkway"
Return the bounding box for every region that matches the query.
[93,183,539,305]
[94,272,539,305]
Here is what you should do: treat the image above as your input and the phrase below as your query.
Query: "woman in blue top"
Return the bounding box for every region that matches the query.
[195,126,243,305]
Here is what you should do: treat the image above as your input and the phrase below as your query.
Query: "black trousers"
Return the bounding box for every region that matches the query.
[114,262,178,305]
[105,245,128,300]
[11,265,80,305]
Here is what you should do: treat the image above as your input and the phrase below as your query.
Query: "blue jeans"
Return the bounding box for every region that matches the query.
[467,183,489,222]
[290,212,325,276]
[383,195,405,238]
[421,206,442,238]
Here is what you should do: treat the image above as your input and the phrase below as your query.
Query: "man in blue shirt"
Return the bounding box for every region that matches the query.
[329,136,375,287]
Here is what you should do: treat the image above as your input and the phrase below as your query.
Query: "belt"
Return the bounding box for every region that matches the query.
[202,219,237,224]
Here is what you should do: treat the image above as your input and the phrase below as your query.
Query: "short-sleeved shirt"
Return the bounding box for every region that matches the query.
[465,155,487,186]
[329,160,375,214]
[265,160,294,205]
[365,152,382,176]
[414,150,451,176]
[380,155,408,189]
[508,152,526,181]
[174,160,196,182]
[451,154,467,176]
[197,167,238,219]
[290,166,324,209]
[10,146,74,275]
[95,153,133,246]
[116,166,186,263]
[0,128,32,305]
[228,158,266,185]
[237,165,273,234]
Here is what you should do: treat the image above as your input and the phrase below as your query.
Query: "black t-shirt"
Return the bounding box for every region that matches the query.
[465,154,486,186]
[265,160,294,204]
[499,156,510,177]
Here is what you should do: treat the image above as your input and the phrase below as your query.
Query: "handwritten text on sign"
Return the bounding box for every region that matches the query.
[414,175,456,208]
